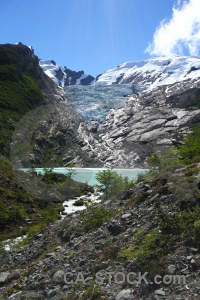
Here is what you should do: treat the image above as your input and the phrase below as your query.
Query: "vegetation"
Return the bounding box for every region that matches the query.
[144,127,200,171]
[0,158,64,241]
[82,284,105,300]
[178,127,200,164]
[64,284,106,300]
[65,166,77,198]
[0,44,46,157]
[114,127,200,282]
[59,204,112,242]
[146,147,182,173]
[95,168,136,199]
[80,204,112,233]
[74,198,85,206]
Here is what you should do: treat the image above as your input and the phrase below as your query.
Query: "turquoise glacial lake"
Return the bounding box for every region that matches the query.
[21,168,149,186]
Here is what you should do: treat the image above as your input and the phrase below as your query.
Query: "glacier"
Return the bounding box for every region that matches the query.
[40,55,200,124]
[64,84,133,122]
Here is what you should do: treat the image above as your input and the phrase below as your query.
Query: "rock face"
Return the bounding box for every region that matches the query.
[47,193,62,203]
[116,289,134,300]
[5,44,101,169]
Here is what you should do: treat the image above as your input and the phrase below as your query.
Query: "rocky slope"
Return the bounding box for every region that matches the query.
[0,43,100,168]
[1,164,200,299]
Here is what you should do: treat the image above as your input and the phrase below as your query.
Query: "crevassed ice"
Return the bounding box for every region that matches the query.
[64,84,133,122]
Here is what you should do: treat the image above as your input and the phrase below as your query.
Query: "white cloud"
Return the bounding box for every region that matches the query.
[145,0,200,57]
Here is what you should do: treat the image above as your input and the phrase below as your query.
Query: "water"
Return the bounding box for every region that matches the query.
[61,190,102,217]
[2,235,27,251]
[21,168,149,186]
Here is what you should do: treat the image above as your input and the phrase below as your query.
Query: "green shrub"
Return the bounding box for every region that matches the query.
[80,204,112,233]
[0,203,26,229]
[178,128,200,164]
[147,148,182,173]
[95,168,136,199]
[74,199,85,206]
[137,172,146,182]
[82,284,104,300]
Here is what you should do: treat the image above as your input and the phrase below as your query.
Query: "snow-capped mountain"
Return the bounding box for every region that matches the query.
[76,56,200,167]
[40,55,200,91]
[39,54,200,167]
[39,60,95,87]
[95,56,200,90]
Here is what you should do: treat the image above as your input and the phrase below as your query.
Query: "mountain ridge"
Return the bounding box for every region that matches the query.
[96,55,200,90]
[39,60,95,87]
[40,55,200,92]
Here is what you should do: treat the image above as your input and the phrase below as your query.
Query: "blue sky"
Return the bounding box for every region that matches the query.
[0,0,200,76]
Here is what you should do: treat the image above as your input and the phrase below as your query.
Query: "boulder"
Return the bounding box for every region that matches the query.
[167,264,176,275]
[47,193,62,203]
[154,288,166,296]
[52,270,65,284]
[0,272,10,286]
[116,289,134,300]
[121,213,132,220]
[121,189,133,200]
[46,252,56,258]
[107,220,123,236]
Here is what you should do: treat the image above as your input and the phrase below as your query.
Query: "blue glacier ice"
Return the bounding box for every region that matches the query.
[64,84,133,123]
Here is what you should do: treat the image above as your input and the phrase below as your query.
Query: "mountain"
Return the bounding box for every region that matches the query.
[40,55,200,90]
[39,55,200,168]
[1,44,200,169]
[95,55,200,90]
[39,60,95,87]
[63,56,200,167]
